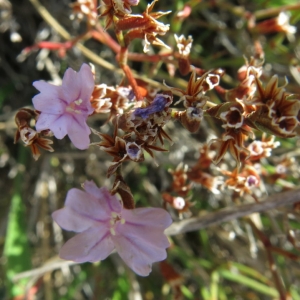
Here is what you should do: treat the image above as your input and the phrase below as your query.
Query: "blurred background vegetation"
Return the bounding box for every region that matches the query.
[1,0,300,299]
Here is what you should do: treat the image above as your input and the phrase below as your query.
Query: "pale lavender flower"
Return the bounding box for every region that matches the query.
[52,181,172,276]
[32,64,94,149]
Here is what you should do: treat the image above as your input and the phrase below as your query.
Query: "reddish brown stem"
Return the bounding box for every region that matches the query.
[92,28,174,64]
[127,52,173,63]
[118,46,128,66]
[93,25,121,53]
[93,0,98,14]
[214,85,227,99]
[23,32,88,54]
[122,65,142,100]
[118,47,142,100]
[268,246,299,261]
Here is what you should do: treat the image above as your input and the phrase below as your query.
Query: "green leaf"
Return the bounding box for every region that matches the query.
[228,262,271,284]
[290,286,300,300]
[210,271,219,300]
[255,0,299,7]
[201,286,211,300]
[112,274,129,300]
[181,285,194,299]
[218,269,279,297]
[4,146,31,298]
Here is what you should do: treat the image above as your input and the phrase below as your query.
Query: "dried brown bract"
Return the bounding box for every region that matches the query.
[209,129,251,166]
[116,0,171,52]
[169,69,222,107]
[169,163,192,198]
[160,261,184,300]
[237,56,264,82]
[93,126,144,177]
[247,134,280,161]
[162,193,193,216]
[163,163,194,216]
[187,145,223,194]
[93,92,173,177]
[222,166,260,196]
[100,0,140,28]
[70,0,98,26]
[173,106,204,133]
[168,69,222,132]
[246,76,300,137]
[91,83,133,121]
[14,108,54,160]
[111,174,135,209]
[174,34,193,76]
[207,102,252,165]
[118,92,173,144]
[226,56,263,103]
[252,12,296,36]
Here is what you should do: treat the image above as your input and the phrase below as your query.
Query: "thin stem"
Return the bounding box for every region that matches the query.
[93,25,120,53]
[93,0,98,14]
[254,3,300,20]
[91,27,174,64]
[247,219,286,300]
[112,15,143,100]
[165,189,300,235]
[28,0,116,71]
[28,0,216,104]
[122,64,142,100]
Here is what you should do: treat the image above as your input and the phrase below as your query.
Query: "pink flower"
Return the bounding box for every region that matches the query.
[52,181,172,276]
[32,64,95,149]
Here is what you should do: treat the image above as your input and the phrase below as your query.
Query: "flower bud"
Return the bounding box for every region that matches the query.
[175,107,203,133]
[126,142,144,161]
[175,34,193,76]
[178,57,191,76]
[246,105,297,138]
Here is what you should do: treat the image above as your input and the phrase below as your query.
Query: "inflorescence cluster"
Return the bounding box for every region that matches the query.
[14,0,300,279]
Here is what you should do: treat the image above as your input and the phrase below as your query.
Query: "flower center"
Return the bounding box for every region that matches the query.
[109,212,126,236]
[66,99,83,114]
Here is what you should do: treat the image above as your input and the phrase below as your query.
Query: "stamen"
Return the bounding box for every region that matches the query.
[111,212,118,218]
[66,104,81,114]
[109,212,125,236]
[74,99,83,105]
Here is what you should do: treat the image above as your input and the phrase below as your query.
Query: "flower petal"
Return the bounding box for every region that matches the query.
[61,67,81,103]
[113,208,171,276]
[48,115,69,139]
[78,64,95,103]
[35,113,60,132]
[66,115,91,149]
[33,80,61,97]
[122,207,172,229]
[82,181,122,213]
[33,81,66,113]
[82,180,102,198]
[33,94,66,114]
[117,223,170,249]
[32,64,95,149]
[59,227,114,263]
[52,206,95,232]
[113,233,169,276]
[64,187,113,222]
